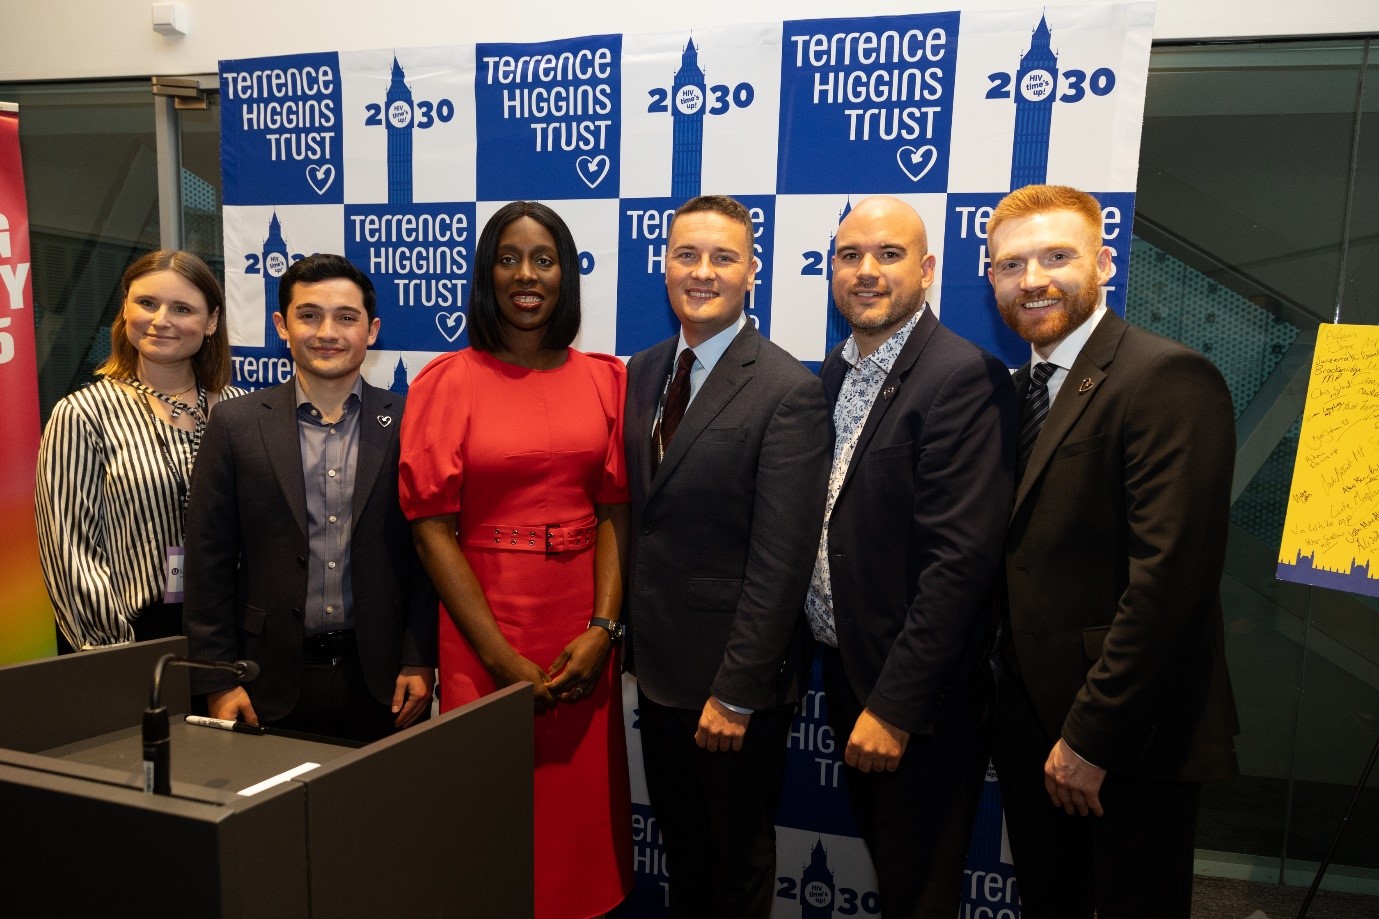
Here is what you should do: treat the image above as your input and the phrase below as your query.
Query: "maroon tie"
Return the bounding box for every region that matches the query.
[651,348,696,474]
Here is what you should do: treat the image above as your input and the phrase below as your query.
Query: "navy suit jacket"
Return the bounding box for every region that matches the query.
[1006,311,1239,782]
[821,308,1017,736]
[183,380,437,721]
[625,323,830,711]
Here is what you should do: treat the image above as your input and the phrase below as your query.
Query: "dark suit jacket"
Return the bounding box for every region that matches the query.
[1007,311,1239,782]
[821,308,1017,737]
[184,380,437,722]
[625,323,830,711]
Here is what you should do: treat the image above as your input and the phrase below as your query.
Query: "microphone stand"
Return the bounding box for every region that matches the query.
[143,654,260,796]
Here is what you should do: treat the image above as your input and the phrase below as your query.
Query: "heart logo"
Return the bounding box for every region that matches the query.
[377,415,393,427]
[896,146,938,183]
[435,311,467,343]
[305,163,336,196]
[575,155,610,189]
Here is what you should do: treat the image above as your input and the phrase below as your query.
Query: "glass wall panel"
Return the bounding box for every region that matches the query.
[178,95,224,285]
[1136,39,1379,898]
[0,81,159,418]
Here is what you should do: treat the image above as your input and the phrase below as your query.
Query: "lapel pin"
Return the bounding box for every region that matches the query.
[1077,378,1093,394]
[881,385,896,400]
[377,415,393,427]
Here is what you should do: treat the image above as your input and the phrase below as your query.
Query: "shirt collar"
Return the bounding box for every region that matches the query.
[842,306,925,373]
[677,312,746,375]
[294,376,364,417]
[1033,303,1107,371]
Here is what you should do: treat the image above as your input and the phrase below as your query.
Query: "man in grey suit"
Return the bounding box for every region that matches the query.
[625,195,830,917]
[184,254,436,743]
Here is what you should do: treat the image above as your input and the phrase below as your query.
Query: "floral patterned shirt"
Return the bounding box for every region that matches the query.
[805,310,923,645]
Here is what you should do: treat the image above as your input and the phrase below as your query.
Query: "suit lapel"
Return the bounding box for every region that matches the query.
[631,338,676,499]
[837,308,938,497]
[1012,312,1125,515]
[261,383,309,539]
[353,384,394,525]
[649,324,757,494]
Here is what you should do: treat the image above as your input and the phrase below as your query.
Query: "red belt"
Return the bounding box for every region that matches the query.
[465,516,598,554]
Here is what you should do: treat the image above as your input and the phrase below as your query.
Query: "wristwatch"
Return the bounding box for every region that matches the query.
[588,617,625,642]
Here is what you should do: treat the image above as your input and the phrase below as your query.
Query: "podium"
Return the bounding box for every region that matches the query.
[0,637,533,918]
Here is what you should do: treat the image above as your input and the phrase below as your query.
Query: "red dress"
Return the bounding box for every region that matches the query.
[399,348,632,919]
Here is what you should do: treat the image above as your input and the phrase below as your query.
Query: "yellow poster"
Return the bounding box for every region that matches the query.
[1276,323,1379,597]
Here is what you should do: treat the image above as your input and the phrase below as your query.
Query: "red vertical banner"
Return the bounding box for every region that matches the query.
[0,105,55,662]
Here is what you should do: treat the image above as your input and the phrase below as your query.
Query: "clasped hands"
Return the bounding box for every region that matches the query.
[490,626,612,712]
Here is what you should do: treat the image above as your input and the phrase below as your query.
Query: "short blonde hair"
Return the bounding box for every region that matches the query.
[96,250,232,391]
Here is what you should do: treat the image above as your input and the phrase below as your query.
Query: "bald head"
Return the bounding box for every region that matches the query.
[839,196,930,252]
[831,196,936,357]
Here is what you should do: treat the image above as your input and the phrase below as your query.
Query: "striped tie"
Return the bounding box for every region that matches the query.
[1017,362,1057,480]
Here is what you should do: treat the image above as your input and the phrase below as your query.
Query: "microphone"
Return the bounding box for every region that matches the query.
[143,654,261,796]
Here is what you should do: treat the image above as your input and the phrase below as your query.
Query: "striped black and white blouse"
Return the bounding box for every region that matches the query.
[34,377,245,649]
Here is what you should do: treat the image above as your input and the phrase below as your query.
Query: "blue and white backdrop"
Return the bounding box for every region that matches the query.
[220,3,1154,914]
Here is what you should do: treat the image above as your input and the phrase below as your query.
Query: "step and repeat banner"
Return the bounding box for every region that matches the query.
[220,3,1154,915]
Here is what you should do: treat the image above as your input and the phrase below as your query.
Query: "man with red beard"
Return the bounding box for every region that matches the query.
[987,185,1239,918]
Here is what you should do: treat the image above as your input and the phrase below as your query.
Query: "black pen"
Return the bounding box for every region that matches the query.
[185,715,265,735]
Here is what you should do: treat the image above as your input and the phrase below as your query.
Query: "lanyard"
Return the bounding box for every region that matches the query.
[127,380,207,518]
[651,359,680,467]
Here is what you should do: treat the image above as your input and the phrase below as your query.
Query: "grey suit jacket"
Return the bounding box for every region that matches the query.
[183,380,437,722]
[625,323,830,711]
[1006,311,1239,782]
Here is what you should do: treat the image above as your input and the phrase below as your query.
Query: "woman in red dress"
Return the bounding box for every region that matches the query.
[399,201,631,919]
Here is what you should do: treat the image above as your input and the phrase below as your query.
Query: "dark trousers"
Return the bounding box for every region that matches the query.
[821,647,987,919]
[637,690,793,919]
[269,643,411,745]
[992,672,1200,919]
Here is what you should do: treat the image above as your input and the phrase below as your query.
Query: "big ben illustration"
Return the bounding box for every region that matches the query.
[1009,14,1058,190]
[261,212,291,356]
[670,37,706,200]
[824,201,852,353]
[389,356,410,395]
[386,55,415,205]
[799,839,835,918]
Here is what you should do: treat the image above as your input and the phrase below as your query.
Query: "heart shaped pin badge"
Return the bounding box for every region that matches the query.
[306,163,336,196]
[435,311,467,344]
[896,145,938,183]
[575,155,610,189]
[377,415,393,427]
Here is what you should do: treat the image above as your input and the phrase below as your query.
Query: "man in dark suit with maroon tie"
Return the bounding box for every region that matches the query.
[624,195,829,918]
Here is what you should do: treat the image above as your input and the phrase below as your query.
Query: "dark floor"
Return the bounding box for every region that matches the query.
[1193,876,1379,918]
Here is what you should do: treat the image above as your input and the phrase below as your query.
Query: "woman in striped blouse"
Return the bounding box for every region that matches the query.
[35,250,244,651]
